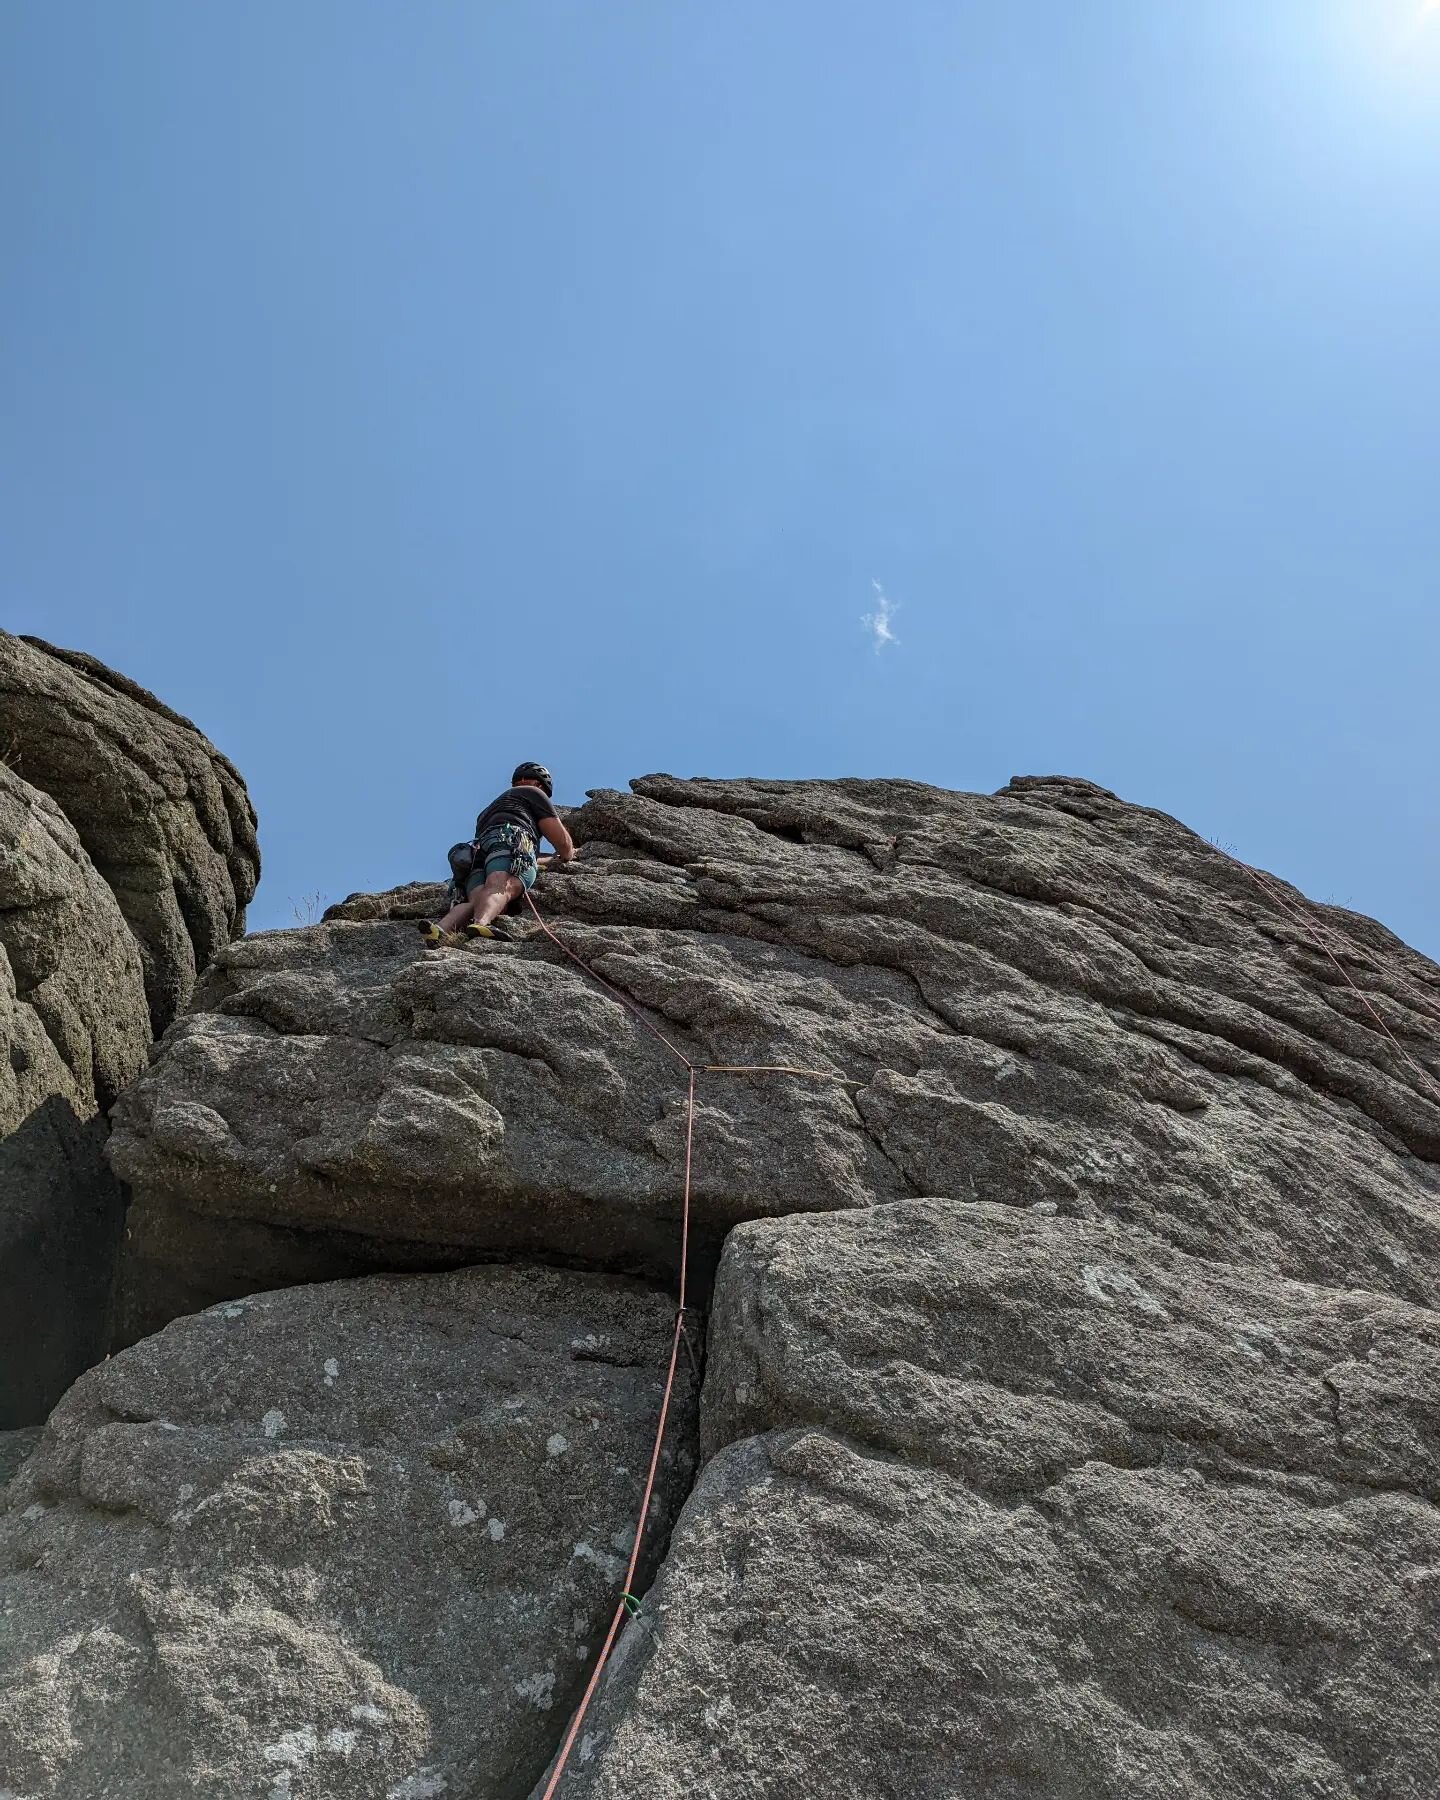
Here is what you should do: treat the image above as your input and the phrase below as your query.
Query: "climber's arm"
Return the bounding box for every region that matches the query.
[538,814,576,862]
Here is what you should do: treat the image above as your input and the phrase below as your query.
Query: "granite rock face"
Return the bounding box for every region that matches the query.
[555,1201,1440,1796]
[0,632,259,1035]
[0,763,149,1423]
[89,771,1440,1794]
[0,1264,695,1800]
[112,774,1440,1339]
[0,1430,41,1490]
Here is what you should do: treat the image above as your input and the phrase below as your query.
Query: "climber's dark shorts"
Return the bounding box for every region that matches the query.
[464,825,538,896]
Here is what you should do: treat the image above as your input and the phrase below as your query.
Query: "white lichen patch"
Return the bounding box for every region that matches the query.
[572,1540,624,1582]
[1081,1264,1171,1320]
[323,1727,359,1755]
[261,1409,287,1438]
[323,1358,340,1386]
[447,1500,479,1527]
[546,1433,569,1457]
[487,1517,505,1541]
[351,1703,390,1726]
[387,1772,447,1800]
[704,1695,738,1732]
[263,1725,318,1767]
[514,1670,556,1710]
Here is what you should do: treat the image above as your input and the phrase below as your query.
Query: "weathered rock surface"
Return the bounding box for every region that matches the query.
[0,763,150,1424]
[0,1263,695,1800]
[0,632,259,1035]
[0,1430,41,1490]
[96,771,1440,1794]
[112,774,1440,1341]
[556,1201,1440,1797]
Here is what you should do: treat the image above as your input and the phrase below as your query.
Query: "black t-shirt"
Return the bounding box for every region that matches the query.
[475,786,553,843]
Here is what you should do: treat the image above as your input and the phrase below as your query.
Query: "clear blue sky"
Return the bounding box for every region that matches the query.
[4,2,1437,954]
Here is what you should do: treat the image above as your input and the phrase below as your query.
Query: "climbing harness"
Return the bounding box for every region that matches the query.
[521,891,854,1796]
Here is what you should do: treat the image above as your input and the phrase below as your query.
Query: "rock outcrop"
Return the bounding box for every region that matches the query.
[112,774,1440,1340]
[14,770,1440,1793]
[557,1200,1440,1796]
[0,633,259,1036]
[0,1430,41,1489]
[0,635,258,1421]
[0,763,149,1424]
[0,1264,695,1800]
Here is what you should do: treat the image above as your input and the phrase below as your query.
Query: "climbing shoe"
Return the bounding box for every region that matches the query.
[465,921,497,940]
[417,922,443,945]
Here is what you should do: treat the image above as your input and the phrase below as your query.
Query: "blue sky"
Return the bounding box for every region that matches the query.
[4,2,1438,954]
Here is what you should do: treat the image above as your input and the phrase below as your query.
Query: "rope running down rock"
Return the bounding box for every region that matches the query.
[528,848,1438,1792]
[521,889,853,1796]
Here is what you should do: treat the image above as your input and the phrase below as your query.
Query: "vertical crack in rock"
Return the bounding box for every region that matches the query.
[551,1201,1440,1797]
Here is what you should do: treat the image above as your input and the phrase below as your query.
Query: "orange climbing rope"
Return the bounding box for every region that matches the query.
[1236,859,1440,1110]
[522,891,850,1795]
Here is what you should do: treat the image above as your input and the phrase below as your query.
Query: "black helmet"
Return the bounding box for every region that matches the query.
[512,761,553,798]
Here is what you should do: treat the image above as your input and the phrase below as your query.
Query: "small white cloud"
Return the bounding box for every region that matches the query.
[861,579,899,652]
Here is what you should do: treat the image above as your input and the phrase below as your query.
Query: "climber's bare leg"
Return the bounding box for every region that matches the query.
[436,893,473,933]
[470,871,522,931]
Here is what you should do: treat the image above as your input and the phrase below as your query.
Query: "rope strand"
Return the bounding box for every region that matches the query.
[522,896,856,1795]
[1237,862,1440,1108]
[523,891,694,1068]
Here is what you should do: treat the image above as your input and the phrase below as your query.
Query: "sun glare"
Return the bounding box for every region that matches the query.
[1389,0,1440,58]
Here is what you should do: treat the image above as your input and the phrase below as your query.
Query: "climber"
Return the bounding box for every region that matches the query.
[418,762,576,945]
